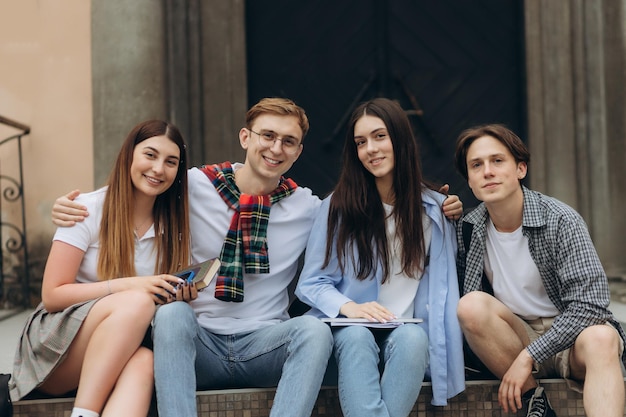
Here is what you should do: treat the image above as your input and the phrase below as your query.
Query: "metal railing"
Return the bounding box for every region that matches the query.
[0,115,31,309]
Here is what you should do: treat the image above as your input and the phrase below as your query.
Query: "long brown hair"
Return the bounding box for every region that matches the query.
[97,120,191,280]
[325,98,436,282]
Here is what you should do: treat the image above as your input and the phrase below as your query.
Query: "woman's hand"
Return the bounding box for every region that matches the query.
[110,274,185,305]
[339,301,396,323]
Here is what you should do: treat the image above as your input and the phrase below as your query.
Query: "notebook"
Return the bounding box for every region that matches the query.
[174,258,221,290]
[321,317,423,329]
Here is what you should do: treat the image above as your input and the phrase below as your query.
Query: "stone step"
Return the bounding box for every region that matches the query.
[14,378,622,417]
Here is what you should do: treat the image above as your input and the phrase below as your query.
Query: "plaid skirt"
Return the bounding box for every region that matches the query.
[9,299,97,401]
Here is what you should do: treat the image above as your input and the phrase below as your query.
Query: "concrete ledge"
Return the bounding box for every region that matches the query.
[12,379,625,417]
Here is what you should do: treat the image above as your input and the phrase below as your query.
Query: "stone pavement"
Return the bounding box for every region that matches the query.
[0,308,30,374]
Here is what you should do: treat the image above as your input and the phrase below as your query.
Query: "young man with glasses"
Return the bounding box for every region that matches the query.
[454,124,626,417]
[52,97,463,417]
[52,98,333,417]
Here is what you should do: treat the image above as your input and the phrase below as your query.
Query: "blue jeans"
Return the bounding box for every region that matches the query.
[333,324,429,417]
[152,302,333,417]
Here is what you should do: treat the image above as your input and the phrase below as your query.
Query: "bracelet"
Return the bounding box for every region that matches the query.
[107,279,112,295]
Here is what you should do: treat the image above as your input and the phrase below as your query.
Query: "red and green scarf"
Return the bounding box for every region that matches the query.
[201,162,297,302]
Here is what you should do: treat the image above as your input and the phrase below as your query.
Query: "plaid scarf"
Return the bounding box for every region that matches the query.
[201,162,297,302]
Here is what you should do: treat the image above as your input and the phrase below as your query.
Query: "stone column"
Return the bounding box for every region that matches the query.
[198,0,248,165]
[524,0,626,277]
[92,0,247,182]
[163,0,247,168]
[91,0,168,186]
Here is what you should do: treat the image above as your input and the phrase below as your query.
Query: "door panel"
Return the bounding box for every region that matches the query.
[246,0,525,205]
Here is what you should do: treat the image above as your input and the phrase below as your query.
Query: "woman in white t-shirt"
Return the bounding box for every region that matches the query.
[296,98,465,415]
[10,120,192,417]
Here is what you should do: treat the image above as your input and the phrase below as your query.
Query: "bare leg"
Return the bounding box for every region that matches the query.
[457,291,537,393]
[101,347,154,417]
[569,325,624,417]
[40,291,156,413]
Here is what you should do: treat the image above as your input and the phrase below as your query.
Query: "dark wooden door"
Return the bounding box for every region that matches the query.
[246,0,525,206]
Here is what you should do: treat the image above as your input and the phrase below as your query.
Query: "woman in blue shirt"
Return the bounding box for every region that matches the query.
[296,98,464,416]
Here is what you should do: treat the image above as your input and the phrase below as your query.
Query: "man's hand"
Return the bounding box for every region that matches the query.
[52,189,88,226]
[498,349,534,412]
[439,184,463,220]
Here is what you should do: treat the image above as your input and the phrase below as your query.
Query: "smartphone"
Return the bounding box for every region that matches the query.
[176,270,196,284]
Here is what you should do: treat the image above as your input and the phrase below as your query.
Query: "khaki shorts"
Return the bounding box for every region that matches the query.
[520,317,624,392]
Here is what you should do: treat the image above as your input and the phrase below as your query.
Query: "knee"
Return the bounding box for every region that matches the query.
[110,291,156,325]
[386,325,428,365]
[154,301,194,325]
[153,301,196,340]
[457,291,491,331]
[334,325,375,350]
[576,325,621,358]
[390,324,428,351]
[295,315,333,347]
[286,316,333,363]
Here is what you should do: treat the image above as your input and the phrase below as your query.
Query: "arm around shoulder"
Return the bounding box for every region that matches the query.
[51,189,89,226]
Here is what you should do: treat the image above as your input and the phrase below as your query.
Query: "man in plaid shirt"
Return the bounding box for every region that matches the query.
[454,124,626,417]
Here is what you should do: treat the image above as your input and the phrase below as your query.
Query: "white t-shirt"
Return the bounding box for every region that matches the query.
[484,219,558,319]
[186,164,322,335]
[52,187,157,283]
[377,203,431,318]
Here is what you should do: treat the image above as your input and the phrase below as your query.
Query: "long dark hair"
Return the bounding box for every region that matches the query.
[97,120,191,279]
[324,98,436,281]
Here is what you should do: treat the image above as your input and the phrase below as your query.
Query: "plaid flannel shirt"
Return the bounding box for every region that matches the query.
[457,186,626,365]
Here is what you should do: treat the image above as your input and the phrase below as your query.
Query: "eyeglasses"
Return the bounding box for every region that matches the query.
[248,128,302,155]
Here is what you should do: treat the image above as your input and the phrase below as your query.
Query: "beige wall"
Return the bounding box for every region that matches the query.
[0,0,93,274]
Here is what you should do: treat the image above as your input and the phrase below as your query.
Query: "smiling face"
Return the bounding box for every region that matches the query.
[130,135,181,200]
[466,135,527,206]
[354,114,395,186]
[239,113,303,192]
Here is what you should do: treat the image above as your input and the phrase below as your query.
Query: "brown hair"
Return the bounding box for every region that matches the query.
[97,120,191,280]
[245,97,310,139]
[454,123,530,180]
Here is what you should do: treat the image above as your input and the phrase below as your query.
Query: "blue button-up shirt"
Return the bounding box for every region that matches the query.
[297,188,465,406]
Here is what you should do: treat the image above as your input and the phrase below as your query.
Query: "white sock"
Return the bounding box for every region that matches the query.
[70,407,100,417]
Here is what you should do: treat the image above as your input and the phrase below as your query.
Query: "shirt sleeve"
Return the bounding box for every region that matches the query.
[526,211,612,363]
[295,197,353,318]
[52,191,102,252]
